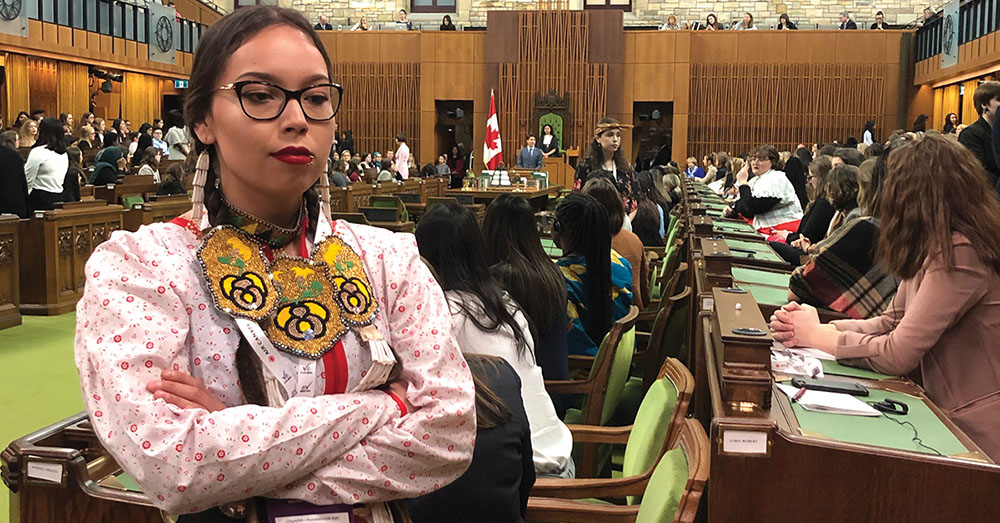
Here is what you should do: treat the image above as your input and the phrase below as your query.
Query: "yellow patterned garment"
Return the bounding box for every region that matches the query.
[557,250,634,356]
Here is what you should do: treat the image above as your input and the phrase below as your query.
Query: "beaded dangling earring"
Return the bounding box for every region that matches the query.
[319,157,332,223]
[190,151,210,228]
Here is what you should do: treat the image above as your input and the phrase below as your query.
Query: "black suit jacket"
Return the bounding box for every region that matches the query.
[840,20,858,29]
[314,23,333,30]
[958,117,999,188]
[0,146,28,218]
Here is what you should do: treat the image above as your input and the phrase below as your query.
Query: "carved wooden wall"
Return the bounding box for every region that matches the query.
[331,62,421,159]
[688,63,888,158]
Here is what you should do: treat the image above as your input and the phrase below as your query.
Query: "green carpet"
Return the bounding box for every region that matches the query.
[0,313,83,523]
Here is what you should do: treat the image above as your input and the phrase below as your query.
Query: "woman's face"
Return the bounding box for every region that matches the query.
[16,113,27,124]
[341,148,351,158]
[750,154,772,176]
[66,114,74,127]
[708,14,716,24]
[194,25,336,203]
[743,14,752,25]
[543,125,552,135]
[807,168,820,189]
[687,159,696,169]
[86,114,95,125]
[364,153,372,163]
[950,113,958,124]
[597,129,621,156]
[331,151,340,161]
[155,152,162,163]
[97,120,106,131]
[153,129,163,140]
[702,156,711,167]
[26,121,37,136]
[89,129,97,141]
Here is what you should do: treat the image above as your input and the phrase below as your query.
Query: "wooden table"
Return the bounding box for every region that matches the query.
[443,185,562,212]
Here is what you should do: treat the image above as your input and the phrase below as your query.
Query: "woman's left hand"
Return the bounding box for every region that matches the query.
[147,369,227,412]
[770,302,821,347]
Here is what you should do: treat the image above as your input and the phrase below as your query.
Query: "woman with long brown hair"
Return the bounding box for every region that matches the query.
[74,6,474,521]
[771,133,1000,461]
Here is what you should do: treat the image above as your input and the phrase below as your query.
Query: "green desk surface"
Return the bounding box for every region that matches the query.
[732,266,791,287]
[725,239,783,262]
[541,238,563,257]
[822,360,895,380]
[703,202,728,210]
[781,381,971,457]
[742,282,790,306]
[714,222,758,234]
[706,209,724,217]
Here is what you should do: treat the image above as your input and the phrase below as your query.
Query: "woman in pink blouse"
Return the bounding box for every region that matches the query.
[74,7,475,521]
[770,133,1000,461]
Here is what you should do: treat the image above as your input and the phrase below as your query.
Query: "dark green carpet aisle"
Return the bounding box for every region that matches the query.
[0,314,83,523]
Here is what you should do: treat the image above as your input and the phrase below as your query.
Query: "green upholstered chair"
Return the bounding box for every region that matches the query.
[546,306,639,477]
[526,418,709,523]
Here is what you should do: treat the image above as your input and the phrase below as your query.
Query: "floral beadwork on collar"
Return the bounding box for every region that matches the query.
[197,225,379,359]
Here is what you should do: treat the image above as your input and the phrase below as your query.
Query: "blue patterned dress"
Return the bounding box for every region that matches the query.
[557,251,634,356]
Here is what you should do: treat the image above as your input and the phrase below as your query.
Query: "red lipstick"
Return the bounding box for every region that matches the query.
[271,146,315,165]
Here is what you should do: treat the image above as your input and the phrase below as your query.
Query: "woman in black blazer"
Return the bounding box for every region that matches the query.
[539,123,560,158]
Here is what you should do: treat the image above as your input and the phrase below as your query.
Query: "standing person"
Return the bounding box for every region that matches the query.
[393,133,410,179]
[839,11,858,29]
[516,135,543,170]
[417,202,574,479]
[871,11,888,29]
[74,8,476,521]
[574,118,637,213]
[164,109,190,161]
[538,124,559,158]
[339,129,354,155]
[777,14,797,29]
[958,81,1000,188]
[482,194,570,415]
[771,133,1000,461]
[554,193,634,357]
[17,119,37,148]
[863,119,876,146]
[732,12,757,30]
[24,118,69,212]
[943,112,959,134]
[440,15,456,30]
[435,154,451,175]
[0,130,29,218]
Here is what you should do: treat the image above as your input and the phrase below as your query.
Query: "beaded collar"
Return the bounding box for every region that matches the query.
[222,197,304,250]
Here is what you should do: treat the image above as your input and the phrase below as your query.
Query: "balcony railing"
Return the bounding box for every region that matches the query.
[26,0,205,53]
[914,0,999,62]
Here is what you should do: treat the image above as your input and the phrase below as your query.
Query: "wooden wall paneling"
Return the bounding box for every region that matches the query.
[57,26,73,49]
[27,57,58,119]
[962,79,980,125]
[331,62,420,161]
[4,54,30,125]
[56,62,90,121]
[42,22,58,45]
[379,33,421,64]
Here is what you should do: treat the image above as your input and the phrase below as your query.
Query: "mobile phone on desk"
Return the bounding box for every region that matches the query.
[790,377,869,397]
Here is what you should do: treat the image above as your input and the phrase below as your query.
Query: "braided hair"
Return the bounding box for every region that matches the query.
[555,193,613,345]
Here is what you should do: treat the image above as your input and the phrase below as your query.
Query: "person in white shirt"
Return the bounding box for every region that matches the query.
[163,109,190,161]
[24,117,70,212]
[416,201,576,479]
[394,133,410,180]
[136,146,162,183]
[731,12,757,30]
[862,119,876,146]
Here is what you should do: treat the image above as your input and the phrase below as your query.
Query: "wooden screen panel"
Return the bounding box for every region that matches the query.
[331,63,420,160]
[688,63,887,158]
[27,57,58,119]
[497,11,606,154]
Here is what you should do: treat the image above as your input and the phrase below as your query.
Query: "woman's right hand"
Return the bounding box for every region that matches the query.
[735,163,751,185]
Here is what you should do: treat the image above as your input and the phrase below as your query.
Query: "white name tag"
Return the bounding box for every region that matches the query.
[26,461,64,483]
[275,515,351,523]
[722,430,768,455]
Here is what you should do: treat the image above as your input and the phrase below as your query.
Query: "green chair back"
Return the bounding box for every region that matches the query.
[597,326,635,426]
[622,376,680,505]
[634,447,690,523]
[121,194,144,209]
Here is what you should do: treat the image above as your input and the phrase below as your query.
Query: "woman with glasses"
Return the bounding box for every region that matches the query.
[74,7,475,522]
[726,144,803,234]
[769,155,835,265]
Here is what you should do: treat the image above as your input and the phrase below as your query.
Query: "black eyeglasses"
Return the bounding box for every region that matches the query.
[218,81,343,121]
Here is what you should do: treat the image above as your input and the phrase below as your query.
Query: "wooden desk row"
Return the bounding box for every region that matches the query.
[677,180,1000,522]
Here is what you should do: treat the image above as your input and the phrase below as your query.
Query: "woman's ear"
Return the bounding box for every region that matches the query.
[193,114,216,146]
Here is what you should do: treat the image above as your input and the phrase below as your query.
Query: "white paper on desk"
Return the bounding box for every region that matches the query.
[771,349,824,378]
[771,341,836,361]
[777,384,881,416]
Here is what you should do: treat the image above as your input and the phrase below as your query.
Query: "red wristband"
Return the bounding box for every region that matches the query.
[385,391,408,416]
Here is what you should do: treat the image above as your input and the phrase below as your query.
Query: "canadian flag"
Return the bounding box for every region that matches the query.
[483,89,503,170]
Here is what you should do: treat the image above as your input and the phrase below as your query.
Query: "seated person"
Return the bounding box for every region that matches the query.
[376,158,394,182]
[407,354,535,523]
[788,158,897,319]
[684,156,705,179]
[136,146,162,183]
[554,193,634,356]
[629,171,667,247]
[583,177,650,309]
[88,146,127,185]
[157,163,188,196]
[516,135,543,170]
[727,144,803,233]
[770,156,835,265]
[772,134,1000,461]
[417,202,575,478]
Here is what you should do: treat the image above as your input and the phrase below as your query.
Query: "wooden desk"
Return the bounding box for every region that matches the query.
[0,215,21,330]
[122,195,191,232]
[18,201,124,315]
[91,175,159,206]
[443,185,562,212]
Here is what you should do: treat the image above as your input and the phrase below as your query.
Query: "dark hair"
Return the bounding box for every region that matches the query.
[779,13,789,23]
[806,155,833,211]
[35,117,67,154]
[972,81,1000,116]
[752,144,780,168]
[818,143,838,157]
[863,120,876,134]
[164,162,187,189]
[635,170,669,210]
[844,136,859,148]
[482,194,567,340]
[878,133,1000,278]
[166,109,184,130]
[783,157,809,210]
[14,111,29,126]
[527,134,537,141]
[380,159,392,170]
[59,112,71,125]
[138,146,161,169]
[66,145,84,171]
[183,6,333,405]
[864,142,885,159]
[581,177,625,234]
[416,202,529,356]
[542,124,553,135]
[555,193,612,344]
[585,117,632,177]
[834,147,864,167]
[396,133,406,143]
[864,149,888,217]
[913,114,928,132]
[942,112,958,134]
[825,164,860,211]
[464,355,513,429]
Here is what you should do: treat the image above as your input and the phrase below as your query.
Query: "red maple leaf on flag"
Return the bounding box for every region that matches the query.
[485,125,501,150]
